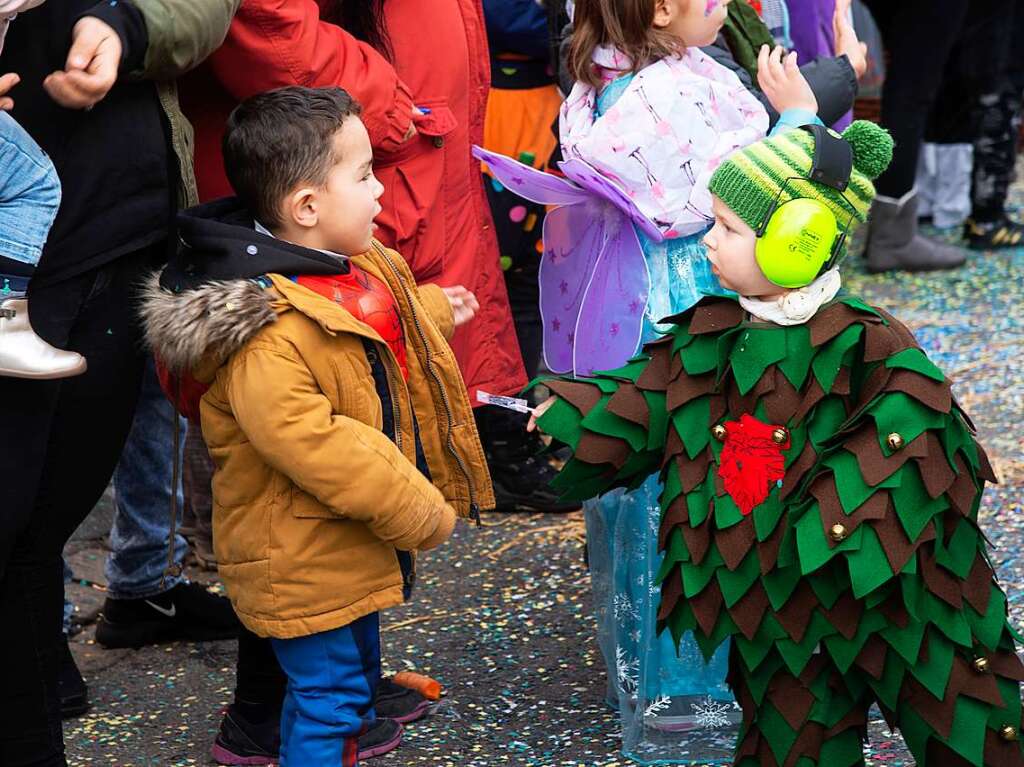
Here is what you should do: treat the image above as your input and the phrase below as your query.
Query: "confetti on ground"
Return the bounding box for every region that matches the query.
[65,199,1024,766]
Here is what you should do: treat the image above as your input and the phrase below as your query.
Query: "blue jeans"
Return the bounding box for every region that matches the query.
[271,613,381,767]
[0,110,61,286]
[105,356,188,599]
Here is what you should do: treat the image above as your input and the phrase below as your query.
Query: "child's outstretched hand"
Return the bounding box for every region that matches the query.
[833,0,868,79]
[757,45,818,117]
[526,396,557,433]
[441,285,479,327]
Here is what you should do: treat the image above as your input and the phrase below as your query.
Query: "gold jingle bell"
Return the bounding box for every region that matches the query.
[830,524,848,542]
[886,432,905,451]
[771,427,788,445]
[1001,726,1019,742]
[972,656,990,674]
[712,424,727,442]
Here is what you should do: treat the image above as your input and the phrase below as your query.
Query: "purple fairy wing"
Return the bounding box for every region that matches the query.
[472,146,589,206]
[538,199,608,374]
[572,210,650,376]
[558,157,664,243]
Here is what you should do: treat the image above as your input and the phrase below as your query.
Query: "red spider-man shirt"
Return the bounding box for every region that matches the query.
[297,266,409,380]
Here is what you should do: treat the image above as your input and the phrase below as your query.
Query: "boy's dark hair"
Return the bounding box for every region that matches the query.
[223,86,362,229]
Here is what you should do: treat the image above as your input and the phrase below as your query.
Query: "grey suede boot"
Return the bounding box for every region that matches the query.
[865,190,967,273]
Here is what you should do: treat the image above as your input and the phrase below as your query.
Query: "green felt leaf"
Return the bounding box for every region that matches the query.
[945,696,989,765]
[905,626,954,699]
[614,451,660,488]
[825,451,902,513]
[818,726,865,767]
[866,642,907,712]
[776,612,835,677]
[763,564,802,611]
[939,417,975,467]
[645,391,669,451]
[735,630,777,675]
[662,460,684,508]
[666,603,697,648]
[716,548,760,607]
[758,700,799,766]
[686,479,715,527]
[868,393,947,455]
[890,464,948,542]
[753,493,785,542]
[839,296,883,318]
[536,397,585,449]
[740,652,785,705]
[812,324,863,394]
[681,545,724,598]
[847,525,895,598]
[823,610,886,674]
[966,586,1008,650]
[659,528,689,571]
[598,357,650,382]
[713,493,744,530]
[681,333,721,375]
[778,324,815,389]
[730,327,788,394]
[581,400,647,452]
[808,568,845,609]
[808,398,850,447]
[922,591,972,647]
[934,518,981,580]
[885,347,945,383]
[796,504,865,574]
[671,396,712,460]
[783,427,809,470]
[880,618,927,666]
[672,325,696,354]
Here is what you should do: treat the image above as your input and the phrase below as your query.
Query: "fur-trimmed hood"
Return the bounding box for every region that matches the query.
[142,198,347,376]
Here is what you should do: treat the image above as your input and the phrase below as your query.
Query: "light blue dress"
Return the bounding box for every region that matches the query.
[583,75,739,766]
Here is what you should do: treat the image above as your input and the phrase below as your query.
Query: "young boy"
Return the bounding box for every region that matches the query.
[530,120,1024,766]
[142,86,493,765]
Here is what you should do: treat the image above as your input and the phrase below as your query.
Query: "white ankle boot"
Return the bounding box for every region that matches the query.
[0,297,87,379]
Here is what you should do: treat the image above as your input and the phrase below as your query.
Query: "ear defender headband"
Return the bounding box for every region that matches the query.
[754,124,859,289]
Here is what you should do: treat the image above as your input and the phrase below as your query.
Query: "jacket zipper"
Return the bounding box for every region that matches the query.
[373,243,482,525]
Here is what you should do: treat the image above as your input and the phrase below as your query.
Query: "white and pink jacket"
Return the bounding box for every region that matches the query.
[560,45,769,239]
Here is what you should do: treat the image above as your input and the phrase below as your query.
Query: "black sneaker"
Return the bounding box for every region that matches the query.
[374,677,432,724]
[58,635,89,719]
[95,581,241,649]
[211,706,402,765]
[965,216,1024,249]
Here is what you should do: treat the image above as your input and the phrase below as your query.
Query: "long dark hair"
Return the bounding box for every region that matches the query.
[323,0,393,61]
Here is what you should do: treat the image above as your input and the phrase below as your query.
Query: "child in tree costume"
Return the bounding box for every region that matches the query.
[531,120,1024,766]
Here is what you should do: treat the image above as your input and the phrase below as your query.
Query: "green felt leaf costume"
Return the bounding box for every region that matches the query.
[533,296,1024,767]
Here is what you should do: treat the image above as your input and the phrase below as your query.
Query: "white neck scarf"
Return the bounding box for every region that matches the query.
[739,269,843,326]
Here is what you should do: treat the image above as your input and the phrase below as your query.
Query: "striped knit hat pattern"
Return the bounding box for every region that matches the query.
[709,120,894,240]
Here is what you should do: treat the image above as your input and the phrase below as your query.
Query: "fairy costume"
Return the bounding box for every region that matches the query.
[533,122,1024,766]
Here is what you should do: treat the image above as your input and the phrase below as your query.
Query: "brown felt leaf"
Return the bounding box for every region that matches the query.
[663,426,684,468]
[845,425,929,487]
[915,432,957,499]
[666,371,715,411]
[606,383,650,428]
[766,673,816,731]
[730,582,770,641]
[774,581,818,644]
[678,452,712,493]
[887,368,952,413]
[947,655,1003,707]
[872,502,931,575]
[575,431,633,468]
[948,454,980,517]
[637,344,672,391]
[977,444,998,484]
[920,550,963,609]
[855,364,894,411]
[988,649,1024,682]
[875,308,921,349]
[832,366,852,396]
[821,590,864,641]
[780,442,819,501]
[983,728,1024,767]
[783,722,826,767]
[862,322,899,362]
[901,673,955,739]
[709,393,728,427]
[758,521,786,574]
[963,556,994,616]
[681,510,713,566]
[765,367,802,425]
[715,519,757,571]
[660,496,690,549]
[855,635,888,679]
[791,377,826,426]
[808,302,868,347]
[545,379,603,413]
[689,578,725,637]
[688,299,745,335]
[658,570,683,621]
[809,478,888,549]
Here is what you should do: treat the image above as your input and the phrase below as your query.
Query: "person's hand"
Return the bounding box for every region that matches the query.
[441,285,479,327]
[402,106,423,142]
[832,0,868,79]
[0,73,19,110]
[526,396,557,433]
[43,17,122,110]
[757,45,818,116]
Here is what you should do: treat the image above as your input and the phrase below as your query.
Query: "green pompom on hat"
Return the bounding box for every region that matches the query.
[708,120,894,238]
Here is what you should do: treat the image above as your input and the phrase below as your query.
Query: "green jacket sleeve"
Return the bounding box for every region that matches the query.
[131,0,241,80]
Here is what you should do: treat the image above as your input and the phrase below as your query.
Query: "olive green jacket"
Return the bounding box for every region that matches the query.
[130,0,241,207]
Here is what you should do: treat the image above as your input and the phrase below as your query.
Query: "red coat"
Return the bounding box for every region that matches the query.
[179,0,526,404]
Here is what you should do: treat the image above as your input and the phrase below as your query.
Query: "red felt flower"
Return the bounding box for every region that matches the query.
[716,414,791,516]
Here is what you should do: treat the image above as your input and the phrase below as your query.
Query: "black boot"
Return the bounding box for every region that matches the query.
[475,405,581,512]
[58,634,89,719]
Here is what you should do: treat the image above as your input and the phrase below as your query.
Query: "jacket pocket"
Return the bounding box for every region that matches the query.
[287,489,337,520]
[374,102,457,281]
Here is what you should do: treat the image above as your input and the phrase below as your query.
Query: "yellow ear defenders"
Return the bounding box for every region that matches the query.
[754,124,859,289]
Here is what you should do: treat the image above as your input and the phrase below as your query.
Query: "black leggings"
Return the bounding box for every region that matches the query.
[0,248,155,766]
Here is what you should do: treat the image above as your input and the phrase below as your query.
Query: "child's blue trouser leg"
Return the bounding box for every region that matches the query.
[270,612,381,766]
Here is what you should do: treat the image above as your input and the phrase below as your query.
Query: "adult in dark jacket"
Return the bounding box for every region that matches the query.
[0,3,235,765]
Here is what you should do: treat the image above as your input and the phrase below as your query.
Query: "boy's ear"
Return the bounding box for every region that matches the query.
[285,187,319,230]
[652,0,674,29]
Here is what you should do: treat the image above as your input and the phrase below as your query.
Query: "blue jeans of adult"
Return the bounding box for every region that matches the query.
[270,613,381,767]
[105,355,187,599]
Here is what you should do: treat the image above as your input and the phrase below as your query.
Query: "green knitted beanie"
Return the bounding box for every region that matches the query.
[708,120,894,240]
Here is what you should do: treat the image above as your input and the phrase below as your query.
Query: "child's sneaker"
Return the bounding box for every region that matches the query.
[0,297,86,379]
[374,676,432,724]
[964,216,1024,249]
